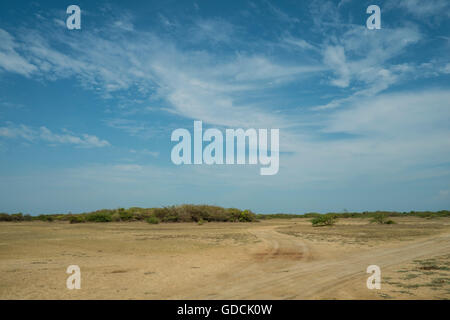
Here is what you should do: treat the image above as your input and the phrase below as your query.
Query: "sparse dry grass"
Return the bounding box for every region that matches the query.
[381,254,450,299]
[276,217,449,246]
[0,217,449,299]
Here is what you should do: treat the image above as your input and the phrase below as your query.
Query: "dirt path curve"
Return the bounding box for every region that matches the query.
[185,225,450,299]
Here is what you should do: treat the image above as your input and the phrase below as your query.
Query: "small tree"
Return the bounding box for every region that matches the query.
[311,215,336,227]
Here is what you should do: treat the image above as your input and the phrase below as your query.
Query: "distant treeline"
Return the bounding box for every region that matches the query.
[0,207,449,223]
[257,211,450,220]
[0,205,257,223]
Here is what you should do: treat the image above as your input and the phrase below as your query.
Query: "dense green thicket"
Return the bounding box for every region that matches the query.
[0,205,257,223]
[0,208,448,223]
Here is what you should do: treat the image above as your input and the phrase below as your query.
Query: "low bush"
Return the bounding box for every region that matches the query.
[85,212,112,222]
[146,216,160,224]
[0,213,13,221]
[10,213,24,221]
[239,210,256,222]
[111,213,121,222]
[69,216,86,224]
[36,214,54,222]
[370,213,396,224]
[118,208,134,221]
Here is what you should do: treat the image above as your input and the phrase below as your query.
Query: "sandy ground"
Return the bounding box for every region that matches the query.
[0,217,449,299]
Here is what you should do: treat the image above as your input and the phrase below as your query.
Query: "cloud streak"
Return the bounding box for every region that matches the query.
[0,123,110,148]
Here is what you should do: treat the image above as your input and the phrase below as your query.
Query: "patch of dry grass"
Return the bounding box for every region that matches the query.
[383,254,450,299]
[276,217,450,246]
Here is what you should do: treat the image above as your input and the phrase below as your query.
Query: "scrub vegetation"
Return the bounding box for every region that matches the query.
[0,208,448,224]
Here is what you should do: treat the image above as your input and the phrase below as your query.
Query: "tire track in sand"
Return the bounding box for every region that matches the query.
[185,225,450,299]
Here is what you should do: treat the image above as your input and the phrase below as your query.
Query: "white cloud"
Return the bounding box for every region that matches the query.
[0,29,37,77]
[265,1,300,25]
[443,63,450,74]
[329,26,420,86]
[0,23,326,129]
[0,8,445,140]
[104,118,167,139]
[282,36,317,51]
[324,90,450,138]
[314,26,422,109]
[192,18,235,44]
[0,123,35,140]
[279,90,450,186]
[0,123,110,148]
[392,0,450,18]
[323,45,350,88]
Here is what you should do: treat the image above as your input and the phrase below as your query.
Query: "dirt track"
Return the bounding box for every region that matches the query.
[1,217,449,299]
[188,225,450,299]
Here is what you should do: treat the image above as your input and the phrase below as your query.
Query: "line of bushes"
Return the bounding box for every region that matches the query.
[0,213,33,221]
[1,208,449,223]
[256,210,450,220]
[0,205,258,223]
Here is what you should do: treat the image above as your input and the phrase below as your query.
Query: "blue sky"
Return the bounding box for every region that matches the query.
[0,0,449,214]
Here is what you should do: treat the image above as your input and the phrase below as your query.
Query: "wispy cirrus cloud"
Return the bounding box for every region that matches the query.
[0,22,322,129]
[0,2,443,128]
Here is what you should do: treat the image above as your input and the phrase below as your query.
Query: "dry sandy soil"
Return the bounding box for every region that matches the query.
[0,217,449,299]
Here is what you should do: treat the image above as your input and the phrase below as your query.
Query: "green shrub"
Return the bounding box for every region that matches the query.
[111,213,121,222]
[198,219,205,225]
[36,214,54,222]
[146,216,160,224]
[226,208,242,222]
[257,213,305,219]
[10,213,24,221]
[311,215,336,227]
[54,215,66,221]
[153,207,175,221]
[118,208,133,221]
[0,213,13,221]
[239,210,257,222]
[69,216,86,224]
[85,212,112,222]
